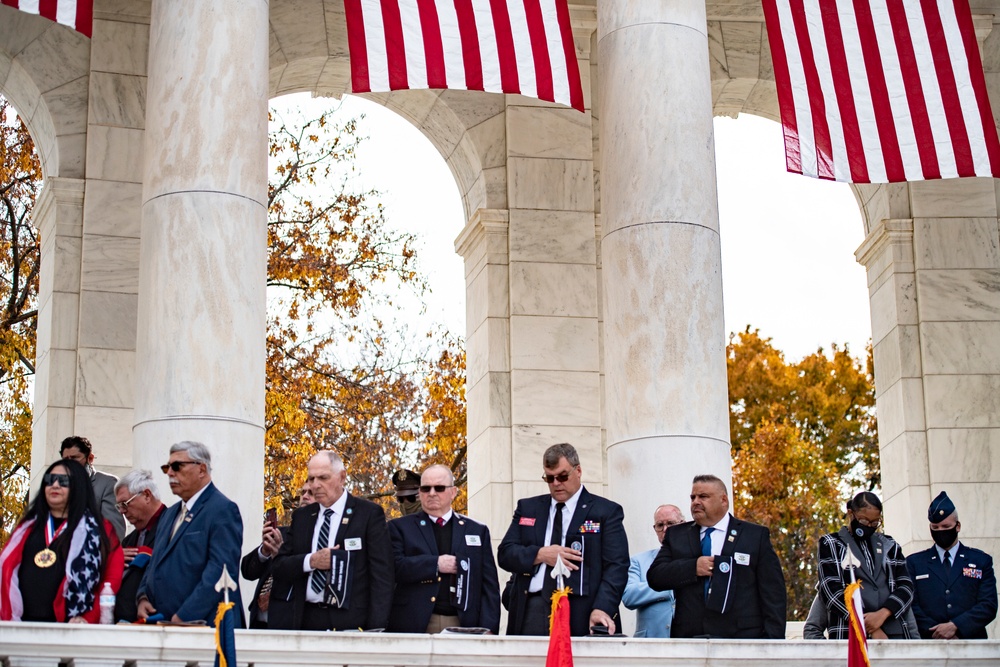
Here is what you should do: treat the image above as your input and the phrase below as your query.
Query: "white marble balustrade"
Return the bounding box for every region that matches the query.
[1,623,998,667]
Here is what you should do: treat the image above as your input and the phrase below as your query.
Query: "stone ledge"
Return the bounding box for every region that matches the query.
[1,623,998,667]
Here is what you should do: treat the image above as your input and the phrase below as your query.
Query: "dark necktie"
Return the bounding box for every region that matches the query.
[543,502,566,593]
[943,550,952,573]
[137,528,147,547]
[310,508,334,594]
[701,527,714,598]
[436,517,446,527]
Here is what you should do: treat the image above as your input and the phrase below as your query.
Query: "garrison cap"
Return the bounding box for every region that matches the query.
[392,468,420,497]
[928,491,956,522]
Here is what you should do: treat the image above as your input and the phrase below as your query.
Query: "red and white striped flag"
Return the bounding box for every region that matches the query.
[1,0,92,38]
[762,0,1000,183]
[845,580,871,667]
[344,0,584,111]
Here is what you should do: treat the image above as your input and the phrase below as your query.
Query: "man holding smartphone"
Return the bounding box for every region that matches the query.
[241,483,314,628]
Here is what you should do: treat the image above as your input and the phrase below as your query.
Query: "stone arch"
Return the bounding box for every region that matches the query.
[268,0,500,222]
[0,6,90,180]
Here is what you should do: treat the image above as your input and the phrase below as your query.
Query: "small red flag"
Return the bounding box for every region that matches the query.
[545,587,573,667]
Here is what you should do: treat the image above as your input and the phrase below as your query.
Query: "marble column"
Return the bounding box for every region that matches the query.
[31,177,84,489]
[598,1,732,547]
[857,180,1000,567]
[134,0,268,549]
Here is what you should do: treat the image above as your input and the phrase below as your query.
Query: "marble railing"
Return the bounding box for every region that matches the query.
[1,623,998,667]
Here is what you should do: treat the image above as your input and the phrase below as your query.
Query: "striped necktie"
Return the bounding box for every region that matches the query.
[310,508,335,594]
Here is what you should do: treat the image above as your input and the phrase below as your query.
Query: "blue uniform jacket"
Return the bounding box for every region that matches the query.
[387,510,501,633]
[906,543,997,639]
[137,482,245,626]
[623,547,675,637]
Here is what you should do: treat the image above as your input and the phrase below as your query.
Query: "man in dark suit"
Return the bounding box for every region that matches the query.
[113,469,165,622]
[648,474,786,638]
[906,491,997,639]
[498,443,629,636]
[136,441,245,626]
[270,450,394,630]
[241,483,313,629]
[387,464,500,633]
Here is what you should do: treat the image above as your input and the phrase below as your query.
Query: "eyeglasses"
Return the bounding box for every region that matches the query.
[419,485,453,494]
[855,517,882,529]
[43,473,71,488]
[654,521,684,531]
[115,492,142,513]
[542,472,572,484]
[161,460,200,474]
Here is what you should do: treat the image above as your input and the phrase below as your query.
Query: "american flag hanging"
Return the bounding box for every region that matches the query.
[762,0,1000,183]
[1,0,93,38]
[344,0,585,112]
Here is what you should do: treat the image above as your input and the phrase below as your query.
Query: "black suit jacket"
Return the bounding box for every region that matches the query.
[497,487,629,636]
[647,515,786,638]
[240,526,291,629]
[113,505,164,622]
[270,494,394,630]
[387,511,501,633]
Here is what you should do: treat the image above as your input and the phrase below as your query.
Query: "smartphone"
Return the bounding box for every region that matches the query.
[265,508,278,529]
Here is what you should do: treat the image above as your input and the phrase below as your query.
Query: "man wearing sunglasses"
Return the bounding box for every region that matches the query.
[498,443,629,636]
[113,469,165,622]
[136,441,245,627]
[386,464,501,633]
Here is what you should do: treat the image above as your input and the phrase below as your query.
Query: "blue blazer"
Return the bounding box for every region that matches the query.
[387,511,501,633]
[906,543,997,639]
[623,547,674,637]
[497,487,629,636]
[137,483,245,627]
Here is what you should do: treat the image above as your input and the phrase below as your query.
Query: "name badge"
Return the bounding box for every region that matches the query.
[519,517,536,526]
[344,537,362,551]
[735,552,751,566]
[915,574,929,580]
[465,535,482,546]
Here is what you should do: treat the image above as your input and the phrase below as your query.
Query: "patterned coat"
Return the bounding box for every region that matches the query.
[817,527,914,639]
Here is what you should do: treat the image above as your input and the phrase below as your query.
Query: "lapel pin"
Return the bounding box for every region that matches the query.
[730,529,737,536]
[420,520,427,526]
[459,520,465,525]
[341,518,349,525]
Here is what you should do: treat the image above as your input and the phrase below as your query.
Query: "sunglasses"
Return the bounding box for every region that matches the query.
[115,491,142,513]
[542,472,572,484]
[161,460,200,474]
[419,485,453,494]
[43,473,71,488]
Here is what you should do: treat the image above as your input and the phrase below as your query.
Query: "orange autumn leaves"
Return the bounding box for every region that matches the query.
[728,327,878,620]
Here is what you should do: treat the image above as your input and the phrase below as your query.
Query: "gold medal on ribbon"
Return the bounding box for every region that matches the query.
[34,548,57,568]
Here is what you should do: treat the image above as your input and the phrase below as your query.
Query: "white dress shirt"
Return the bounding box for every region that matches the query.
[528,486,584,593]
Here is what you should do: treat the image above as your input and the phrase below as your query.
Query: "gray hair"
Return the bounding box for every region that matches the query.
[316,450,345,472]
[170,441,213,472]
[655,504,684,522]
[543,443,580,468]
[693,474,728,496]
[115,469,160,499]
[421,463,455,486]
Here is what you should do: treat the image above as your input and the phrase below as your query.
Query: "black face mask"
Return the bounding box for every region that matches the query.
[931,527,958,550]
[851,519,876,541]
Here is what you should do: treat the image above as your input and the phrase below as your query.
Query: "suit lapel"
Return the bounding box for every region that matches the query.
[534,496,550,546]
[926,550,948,583]
[331,494,354,546]
[688,522,701,557]
[420,511,439,554]
[155,502,182,560]
[872,533,886,575]
[450,513,466,557]
[567,488,594,539]
[719,515,739,559]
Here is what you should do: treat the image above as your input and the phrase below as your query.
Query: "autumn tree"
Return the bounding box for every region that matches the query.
[727,327,878,620]
[264,105,467,516]
[416,333,467,512]
[0,98,41,540]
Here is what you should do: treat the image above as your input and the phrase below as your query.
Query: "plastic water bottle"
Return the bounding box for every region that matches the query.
[99,582,115,624]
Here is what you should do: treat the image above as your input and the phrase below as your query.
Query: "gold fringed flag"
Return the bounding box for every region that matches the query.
[214,601,236,667]
[545,587,573,667]
[845,580,871,667]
